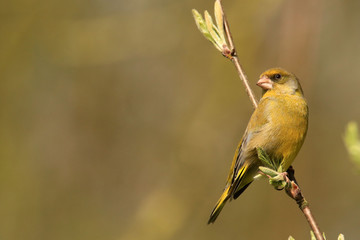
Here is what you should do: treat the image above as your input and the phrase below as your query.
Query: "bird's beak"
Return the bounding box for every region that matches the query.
[257,76,273,90]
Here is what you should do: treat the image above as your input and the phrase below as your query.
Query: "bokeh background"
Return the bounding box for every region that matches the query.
[1,0,360,239]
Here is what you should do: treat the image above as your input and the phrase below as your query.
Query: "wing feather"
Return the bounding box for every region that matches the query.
[227,98,271,196]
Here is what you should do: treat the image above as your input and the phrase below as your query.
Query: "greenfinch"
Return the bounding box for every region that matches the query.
[208,68,308,224]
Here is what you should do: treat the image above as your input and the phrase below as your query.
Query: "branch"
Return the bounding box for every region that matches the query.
[218,1,258,109]
[286,167,324,240]
[192,0,258,109]
[257,147,324,240]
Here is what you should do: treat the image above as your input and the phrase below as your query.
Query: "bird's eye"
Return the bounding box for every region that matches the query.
[274,74,282,80]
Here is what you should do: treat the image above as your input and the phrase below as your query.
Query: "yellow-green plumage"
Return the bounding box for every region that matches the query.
[208,68,308,224]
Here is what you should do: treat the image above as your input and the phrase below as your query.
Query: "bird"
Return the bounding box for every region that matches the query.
[208,68,308,224]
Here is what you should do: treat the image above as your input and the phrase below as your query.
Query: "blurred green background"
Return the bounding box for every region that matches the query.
[1,0,360,239]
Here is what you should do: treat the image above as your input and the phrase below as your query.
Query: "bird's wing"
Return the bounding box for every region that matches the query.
[227,99,271,189]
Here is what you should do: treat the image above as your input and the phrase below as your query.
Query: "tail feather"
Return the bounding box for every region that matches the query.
[233,181,252,199]
[208,187,230,224]
[208,163,252,224]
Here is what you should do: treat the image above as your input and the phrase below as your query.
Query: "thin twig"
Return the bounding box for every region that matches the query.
[286,167,324,240]
[218,0,258,109]
[303,208,323,240]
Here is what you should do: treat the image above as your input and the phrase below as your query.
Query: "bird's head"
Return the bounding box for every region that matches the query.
[257,68,303,95]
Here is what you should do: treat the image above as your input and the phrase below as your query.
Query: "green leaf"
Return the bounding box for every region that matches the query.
[288,236,295,240]
[192,9,215,43]
[257,148,273,168]
[338,234,345,240]
[192,3,230,55]
[344,121,360,170]
[270,174,286,183]
[310,231,316,240]
[309,231,328,240]
[269,178,286,189]
[204,10,223,51]
[214,0,226,44]
[258,166,278,177]
[257,147,282,171]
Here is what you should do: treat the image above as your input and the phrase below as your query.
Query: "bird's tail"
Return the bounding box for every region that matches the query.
[208,186,230,224]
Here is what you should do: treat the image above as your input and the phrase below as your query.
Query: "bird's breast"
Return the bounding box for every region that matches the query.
[262,95,308,169]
